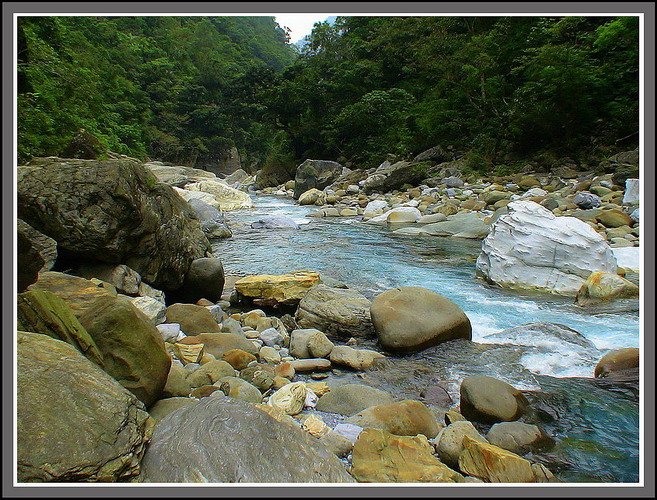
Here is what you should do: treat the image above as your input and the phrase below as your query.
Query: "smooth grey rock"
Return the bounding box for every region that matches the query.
[251,216,300,230]
[139,394,354,482]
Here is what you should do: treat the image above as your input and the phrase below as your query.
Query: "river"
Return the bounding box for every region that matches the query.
[212,194,641,483]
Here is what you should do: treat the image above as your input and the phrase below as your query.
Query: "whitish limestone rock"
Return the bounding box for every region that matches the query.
[476,200,617,295]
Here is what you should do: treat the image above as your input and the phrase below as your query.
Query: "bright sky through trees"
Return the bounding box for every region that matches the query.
[274,14,332,43]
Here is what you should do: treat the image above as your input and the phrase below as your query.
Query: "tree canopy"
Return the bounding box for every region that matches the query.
[18,15,639,175]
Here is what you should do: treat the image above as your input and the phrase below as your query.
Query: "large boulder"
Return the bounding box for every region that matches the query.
[17,332,153,482]
[370,286,472,353]
[17,219,57,272]
[234,271,320,307]
[363,161,429,194]
[476,200,618,295]
[296,284,374,339]
[315,384,394,416]
[175,257,225,304]
[142,161,217,187]
[17,290,104,366]
[28,271,117,317]
[351,428,463,483]
[78,295,171,407]
[183,179,254,211]
[17,228,44,293]
[17,157,211,290]
[459,375,529,423]
[139,394,354,483]
[293,159,343,199]
[186,198,232,239]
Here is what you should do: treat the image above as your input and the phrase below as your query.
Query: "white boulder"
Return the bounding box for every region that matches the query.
[612,247,640,272]
[184,180,254,211]
[365,207,421,224]
[623,179,640,205]
[476,201,618,295]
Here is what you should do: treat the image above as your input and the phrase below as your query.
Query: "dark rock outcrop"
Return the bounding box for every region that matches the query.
[17,157,211,290]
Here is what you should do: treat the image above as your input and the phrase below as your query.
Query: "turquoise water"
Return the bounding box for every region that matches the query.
[212,194,641,483]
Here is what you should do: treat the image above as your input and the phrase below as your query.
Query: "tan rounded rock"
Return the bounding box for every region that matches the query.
[370,286,472,353]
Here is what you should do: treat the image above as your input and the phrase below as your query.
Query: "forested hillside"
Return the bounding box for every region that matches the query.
[18,15,639,178]
[17,16,295,169]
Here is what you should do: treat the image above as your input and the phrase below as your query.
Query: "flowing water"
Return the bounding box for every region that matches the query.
[212,195,641,483]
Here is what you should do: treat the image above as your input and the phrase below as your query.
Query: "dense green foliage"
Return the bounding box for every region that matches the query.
[18,15,639,176]
[269,16,639,169]
[18,16,295,166]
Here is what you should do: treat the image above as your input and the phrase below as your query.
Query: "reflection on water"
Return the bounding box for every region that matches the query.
[212,195,640,483]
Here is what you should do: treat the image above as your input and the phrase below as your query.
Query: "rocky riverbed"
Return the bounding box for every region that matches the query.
[15,152,641,484]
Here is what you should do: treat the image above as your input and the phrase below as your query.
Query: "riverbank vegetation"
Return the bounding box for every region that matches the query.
[18,16,638,174]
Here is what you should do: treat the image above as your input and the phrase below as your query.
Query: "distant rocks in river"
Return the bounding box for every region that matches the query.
[143,161,217,187]
[251,215,300,230]
[183,179,254,211]
[293,159,344,199]
[476,200,618,295]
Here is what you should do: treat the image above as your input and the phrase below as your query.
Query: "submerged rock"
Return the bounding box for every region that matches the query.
[251,215,300,230]
[139,394,354,483]
[17,332,152,482]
